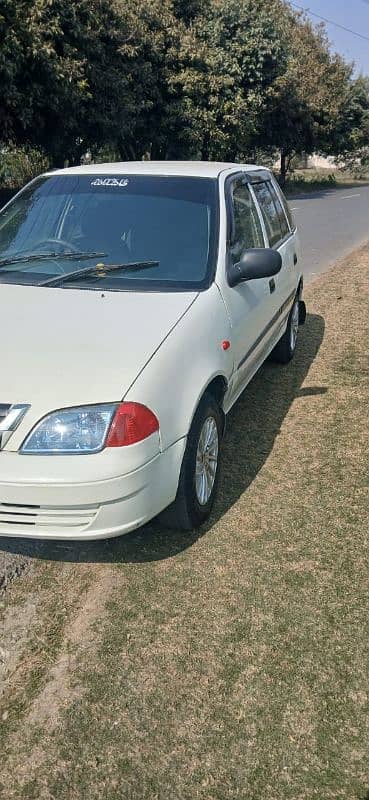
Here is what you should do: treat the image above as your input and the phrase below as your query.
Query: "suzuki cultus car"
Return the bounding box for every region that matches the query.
[0,162,304,539]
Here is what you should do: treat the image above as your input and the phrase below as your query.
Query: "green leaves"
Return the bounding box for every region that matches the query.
[255,6,360,181]
[0,0,365,171]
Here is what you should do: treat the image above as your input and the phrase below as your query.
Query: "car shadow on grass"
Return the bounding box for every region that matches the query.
[0,312,325,565]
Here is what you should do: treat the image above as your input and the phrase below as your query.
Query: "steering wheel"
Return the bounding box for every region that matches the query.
[29,238,82,274]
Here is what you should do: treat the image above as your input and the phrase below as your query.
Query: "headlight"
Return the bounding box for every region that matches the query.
[20,402,159,454]
[21,404,117,454]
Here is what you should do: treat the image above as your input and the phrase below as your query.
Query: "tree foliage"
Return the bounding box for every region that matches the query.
[0,0,170,164]
[0,0,367,176]
[256,9,357,181]
[332,76,369,175]
[166,0,289,160]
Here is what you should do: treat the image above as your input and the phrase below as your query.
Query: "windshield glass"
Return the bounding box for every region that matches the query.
[0,174,218,291]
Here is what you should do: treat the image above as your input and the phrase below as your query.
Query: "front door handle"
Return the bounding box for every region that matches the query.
[269,278,276,294]
[293,253,298,265]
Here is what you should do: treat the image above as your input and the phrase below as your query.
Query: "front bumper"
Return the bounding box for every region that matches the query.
[0,439,186,540]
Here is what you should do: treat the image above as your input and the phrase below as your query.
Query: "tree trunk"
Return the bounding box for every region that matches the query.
[150,141,164,160]
[286,152,295,174]
[280,151,287,187]
[117,139,129,161]
[201,131,210,161]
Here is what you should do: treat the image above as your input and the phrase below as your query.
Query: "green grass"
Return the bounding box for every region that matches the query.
[284,169,369,196]
[1,246,369,798]
[0,563,93,754]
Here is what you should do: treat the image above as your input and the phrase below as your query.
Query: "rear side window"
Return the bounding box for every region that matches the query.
[228,180,264,266]
[275,182,295,230]
[253,181,289,247]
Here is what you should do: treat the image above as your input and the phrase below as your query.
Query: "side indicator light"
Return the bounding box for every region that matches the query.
[222,340,231,351]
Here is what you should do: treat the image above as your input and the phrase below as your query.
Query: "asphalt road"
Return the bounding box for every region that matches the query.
[289,183,369,284]
[1,182,369,584]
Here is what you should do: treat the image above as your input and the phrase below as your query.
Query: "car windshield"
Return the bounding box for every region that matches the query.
[0,174,218,291]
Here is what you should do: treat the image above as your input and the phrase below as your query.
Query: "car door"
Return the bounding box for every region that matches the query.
[219,173,273,402]
[251,177,297,334]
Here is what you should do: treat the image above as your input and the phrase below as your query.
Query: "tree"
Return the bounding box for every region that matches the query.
[0,0,367,174]
[0,0,91,164]
[157,0,289,161]
[331,75,369,175]
[0,0,168,165]
[256,7,355,183]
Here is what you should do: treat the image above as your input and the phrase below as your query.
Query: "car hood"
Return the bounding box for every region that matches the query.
[2,283,197,409]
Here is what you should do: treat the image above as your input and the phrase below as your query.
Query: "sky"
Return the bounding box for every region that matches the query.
[288,0,369,75]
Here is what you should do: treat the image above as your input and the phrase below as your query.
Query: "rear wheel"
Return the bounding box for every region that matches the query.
[162,394,223,530]
[271,294,300,364]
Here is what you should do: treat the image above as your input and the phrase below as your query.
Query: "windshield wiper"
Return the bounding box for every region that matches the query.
[40,261,160,287]
[0,251,106,269]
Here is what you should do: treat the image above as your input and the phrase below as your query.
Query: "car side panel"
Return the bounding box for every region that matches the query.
[123,285,233,451]
[215,169,303,407]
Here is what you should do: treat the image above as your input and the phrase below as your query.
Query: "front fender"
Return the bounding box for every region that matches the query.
[123,285,233,451]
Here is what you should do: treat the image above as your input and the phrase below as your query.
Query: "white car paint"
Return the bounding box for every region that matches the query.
[1,282,198,443]
[0,161,302,540]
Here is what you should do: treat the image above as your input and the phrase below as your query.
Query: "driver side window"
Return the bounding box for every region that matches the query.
[229,179,265,266]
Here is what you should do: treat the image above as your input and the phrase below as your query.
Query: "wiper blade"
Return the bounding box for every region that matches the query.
[40,261,160,287]
[0,251,106,269]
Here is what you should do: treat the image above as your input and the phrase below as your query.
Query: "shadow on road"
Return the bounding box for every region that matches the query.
[0,312,325,565]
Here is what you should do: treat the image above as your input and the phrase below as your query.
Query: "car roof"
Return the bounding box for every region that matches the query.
[46,161,268,179]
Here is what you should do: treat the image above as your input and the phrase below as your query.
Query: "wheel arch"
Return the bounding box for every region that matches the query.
[191,374,228,435]
[204,374,228,407]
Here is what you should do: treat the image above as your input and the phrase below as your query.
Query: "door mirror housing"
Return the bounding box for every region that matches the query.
[228,248,282,288]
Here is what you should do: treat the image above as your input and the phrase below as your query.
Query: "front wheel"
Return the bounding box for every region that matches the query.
[162,394,223,530]
[271,295,301,364]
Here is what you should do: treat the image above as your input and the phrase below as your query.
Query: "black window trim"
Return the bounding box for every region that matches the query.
[251,177,295,250]
[225,171,250,246]
[270,174,297,235]
[225,170,271,245]
[224,171,268,286]
[251,171,297,237]
[225,170,297,253]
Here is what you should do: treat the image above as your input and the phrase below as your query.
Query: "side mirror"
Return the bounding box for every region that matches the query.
[228,248,282,288]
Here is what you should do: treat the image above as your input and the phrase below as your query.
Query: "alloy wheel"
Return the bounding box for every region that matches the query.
[195,416,219,506]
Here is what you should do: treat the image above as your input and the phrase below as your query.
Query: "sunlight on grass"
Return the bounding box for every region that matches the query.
[1,246,369,799]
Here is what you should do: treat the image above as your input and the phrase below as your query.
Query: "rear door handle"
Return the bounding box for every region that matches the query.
[269,278,276,294]
[293,253,298,265]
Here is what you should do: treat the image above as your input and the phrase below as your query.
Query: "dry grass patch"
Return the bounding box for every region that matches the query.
[0,245,369,799]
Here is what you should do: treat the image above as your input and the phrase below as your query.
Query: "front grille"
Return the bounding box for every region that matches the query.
[0,503,99,533]
[0,403,30,450]
[0,405,11,424]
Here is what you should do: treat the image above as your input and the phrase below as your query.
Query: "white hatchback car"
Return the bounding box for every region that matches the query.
[0,161,304,540]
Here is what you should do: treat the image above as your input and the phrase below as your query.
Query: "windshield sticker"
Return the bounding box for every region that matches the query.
[91,178,129,188]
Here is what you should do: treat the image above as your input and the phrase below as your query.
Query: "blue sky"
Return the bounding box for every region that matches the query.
[288,0,369,74]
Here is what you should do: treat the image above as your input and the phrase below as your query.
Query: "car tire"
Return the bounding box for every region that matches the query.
[161,393,223,531]
[271,294,301,364]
